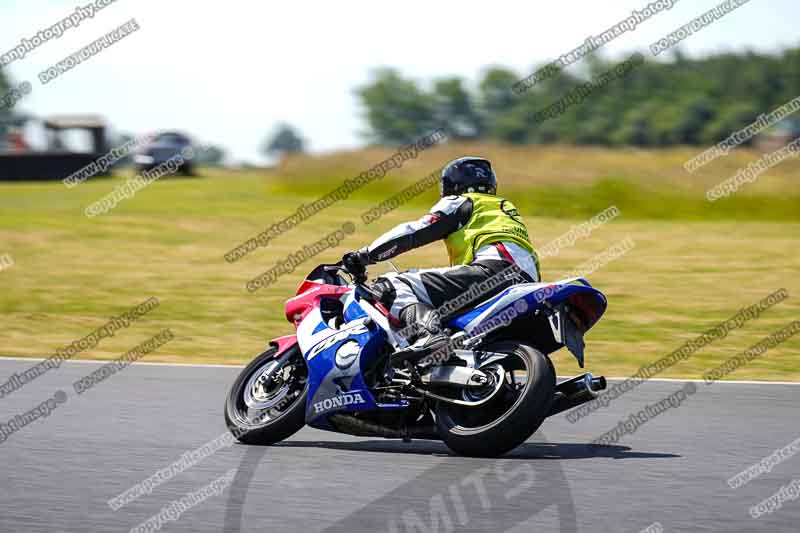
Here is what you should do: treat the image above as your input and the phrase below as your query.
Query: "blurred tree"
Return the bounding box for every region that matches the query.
[357,68,437,145]
[611,103,658,146]
[433,77,482,140]
[779,48,800,104]
[492,113,531,144]
[0,68,12,122]
[0,68,10,96]
[479,67,519,116]
[196,144,227,166]
[356,47,800,147]
[701,102,760,145]
[262,123,305,159]
[479,67,522,142]
[674,96,716,144]
[574,112,615,145]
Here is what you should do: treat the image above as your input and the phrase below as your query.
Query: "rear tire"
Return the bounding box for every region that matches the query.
[435,341,555,457]
[224,344,308,445]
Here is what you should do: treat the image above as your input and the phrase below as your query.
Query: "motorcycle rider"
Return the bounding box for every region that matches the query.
[342,156,540,357]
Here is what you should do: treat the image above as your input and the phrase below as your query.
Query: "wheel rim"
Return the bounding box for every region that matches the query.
[244,361,291,410]
[444,351,530,431]
[233,350,307,427]
[462,363,505,403]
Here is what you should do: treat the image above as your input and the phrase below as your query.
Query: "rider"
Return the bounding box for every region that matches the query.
[342,156,540,355]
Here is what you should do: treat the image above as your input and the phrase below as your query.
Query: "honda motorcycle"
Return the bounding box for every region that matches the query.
[225,262,608,457]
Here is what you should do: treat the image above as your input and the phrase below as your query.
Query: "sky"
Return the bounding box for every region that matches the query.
[1,0,797,163]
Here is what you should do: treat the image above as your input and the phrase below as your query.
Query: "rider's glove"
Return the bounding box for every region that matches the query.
[342,247,371,281]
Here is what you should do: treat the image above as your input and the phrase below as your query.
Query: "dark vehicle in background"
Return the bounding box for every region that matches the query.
[134,131,195,176]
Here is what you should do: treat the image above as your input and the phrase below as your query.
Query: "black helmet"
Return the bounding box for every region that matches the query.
[440,156,497,196]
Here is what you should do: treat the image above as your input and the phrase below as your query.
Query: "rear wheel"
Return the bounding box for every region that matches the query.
[224,344,308,445]
[435,341,555,457]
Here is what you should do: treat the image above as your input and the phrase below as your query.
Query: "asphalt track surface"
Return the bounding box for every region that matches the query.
[1,357,798,533]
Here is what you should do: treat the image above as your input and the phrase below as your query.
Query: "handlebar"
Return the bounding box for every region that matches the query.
[324,264,379,302]
[324,264,368,285]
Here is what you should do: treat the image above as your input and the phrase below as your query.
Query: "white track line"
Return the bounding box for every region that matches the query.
[0,356,798,385]
[602,377,800,386]
[0,356,241,369]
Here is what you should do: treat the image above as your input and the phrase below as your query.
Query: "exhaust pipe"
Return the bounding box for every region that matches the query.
[546,372,606,418]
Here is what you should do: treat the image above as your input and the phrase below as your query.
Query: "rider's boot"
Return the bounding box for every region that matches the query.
[392,302,452,366]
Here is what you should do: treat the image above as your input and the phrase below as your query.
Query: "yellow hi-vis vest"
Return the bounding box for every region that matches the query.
[444,192,538,270]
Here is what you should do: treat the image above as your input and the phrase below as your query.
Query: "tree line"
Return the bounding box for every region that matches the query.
[4,46,799,158]
[356,47,800,147]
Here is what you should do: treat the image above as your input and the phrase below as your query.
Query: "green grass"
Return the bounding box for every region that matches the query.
[0,144,798,381]
[270,143,800,221]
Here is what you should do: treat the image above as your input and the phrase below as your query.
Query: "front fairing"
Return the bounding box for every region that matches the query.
[342,290,368,323]
[295,302,403,429]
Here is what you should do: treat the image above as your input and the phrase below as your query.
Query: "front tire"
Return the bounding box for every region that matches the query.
[435,341,555,457]
[225,344,308,445]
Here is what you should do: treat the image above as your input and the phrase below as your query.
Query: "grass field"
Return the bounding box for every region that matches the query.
[0,144,798,380]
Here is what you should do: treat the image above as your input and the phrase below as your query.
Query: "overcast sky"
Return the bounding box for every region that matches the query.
[1,0,797,162]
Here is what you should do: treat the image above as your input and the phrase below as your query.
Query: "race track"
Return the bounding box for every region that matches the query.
[1,358,798,533]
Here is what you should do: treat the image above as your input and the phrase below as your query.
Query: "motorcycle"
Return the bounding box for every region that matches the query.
[225,262,608,457]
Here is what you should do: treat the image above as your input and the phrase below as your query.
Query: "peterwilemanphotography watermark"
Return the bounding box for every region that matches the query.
[63,132,155,188]
[246,222,355,293]
[706,138,800,201]
[225,129,446,263]
[531,54,645,123]
[0,297,160,399]
[85,147,201,217]
[130,469,236,533]
[514,0,679,93]
[567,288,788,422]
[361,167,440,225]
[0,0,120,68]
[72,328,175,394]
[592,382,696,445]
[685,95,800,173]
[728,435,800,490]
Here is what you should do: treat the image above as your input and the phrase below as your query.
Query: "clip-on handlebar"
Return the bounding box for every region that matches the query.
[323,264,380,302]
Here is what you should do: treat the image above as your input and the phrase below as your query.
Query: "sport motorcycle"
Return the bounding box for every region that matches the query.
[225,262,607,457]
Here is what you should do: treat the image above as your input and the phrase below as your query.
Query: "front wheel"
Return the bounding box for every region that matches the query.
[435,341,555,457]
[224,344,308,445]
